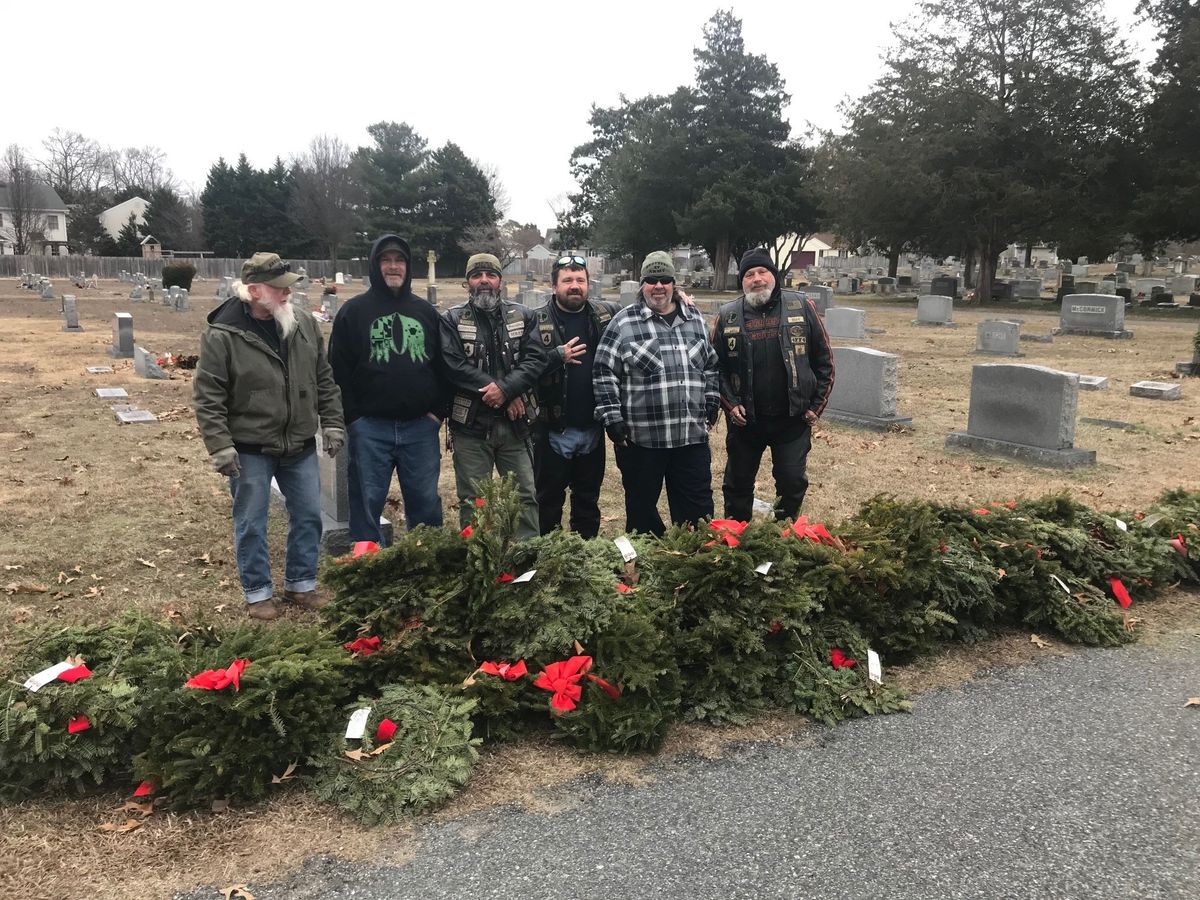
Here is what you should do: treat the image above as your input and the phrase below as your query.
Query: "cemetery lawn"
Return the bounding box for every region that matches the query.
[1,277,1198,899]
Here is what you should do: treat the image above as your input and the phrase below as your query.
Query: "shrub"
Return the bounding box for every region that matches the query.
[162,262,197,291]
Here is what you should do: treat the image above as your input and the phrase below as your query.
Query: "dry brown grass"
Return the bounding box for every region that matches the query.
[0,275,1197,899]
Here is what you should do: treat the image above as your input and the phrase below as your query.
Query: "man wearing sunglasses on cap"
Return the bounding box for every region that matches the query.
[440,252,548,539]
[592,250,720,536]
[530,254,619,538]
[713,247,834,522]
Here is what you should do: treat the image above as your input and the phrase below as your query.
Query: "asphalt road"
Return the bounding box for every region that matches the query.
[178,634,1200,900]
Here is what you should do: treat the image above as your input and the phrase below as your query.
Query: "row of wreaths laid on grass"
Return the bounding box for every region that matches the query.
[3,483,1196,825]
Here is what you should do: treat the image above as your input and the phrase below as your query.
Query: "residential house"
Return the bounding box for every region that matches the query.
[0,182,70,255]
[99,196,149,240]
[772,232,846,271]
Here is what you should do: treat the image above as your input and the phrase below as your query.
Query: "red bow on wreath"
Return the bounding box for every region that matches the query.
[707,519,748,547]
[534,655,593,713]
[1108,576,1132,609]
[185,659,249,692]
[344,636,382,657]
[480,660,528,681]
[58,664,93,684]
[830,648,858,669]
[784,515,836,546]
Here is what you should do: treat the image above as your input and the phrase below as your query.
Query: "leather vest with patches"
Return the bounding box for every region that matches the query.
[448,302,538,428]
[534,299,615,427]
[718,291,816,419]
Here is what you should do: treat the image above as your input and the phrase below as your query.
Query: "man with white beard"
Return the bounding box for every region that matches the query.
[440,253,548,539]
[712,247,834,522]
[193,252,344,620]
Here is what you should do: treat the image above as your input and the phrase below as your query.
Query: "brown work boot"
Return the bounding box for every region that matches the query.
[247,599,280,620]
[283,589,327,611]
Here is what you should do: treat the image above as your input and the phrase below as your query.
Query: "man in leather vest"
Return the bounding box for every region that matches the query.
[531,254,619,538]
[439,253,548,539]
[713,247,834,522]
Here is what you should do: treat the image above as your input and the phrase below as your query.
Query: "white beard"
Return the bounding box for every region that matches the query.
[271,299,298,337]
[471,288,501,312]
[745,288,773,309]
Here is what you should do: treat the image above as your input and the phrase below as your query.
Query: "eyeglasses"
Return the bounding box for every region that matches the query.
[555,255,587,268]
[643,276,674,286]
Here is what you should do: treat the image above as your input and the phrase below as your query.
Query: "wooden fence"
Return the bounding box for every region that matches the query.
[0,255,363,281]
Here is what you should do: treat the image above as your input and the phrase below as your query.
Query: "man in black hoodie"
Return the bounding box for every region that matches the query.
[713,247,835,522]
[329,235,446,544]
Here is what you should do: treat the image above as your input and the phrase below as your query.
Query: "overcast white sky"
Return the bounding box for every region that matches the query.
[9,0,1156,231]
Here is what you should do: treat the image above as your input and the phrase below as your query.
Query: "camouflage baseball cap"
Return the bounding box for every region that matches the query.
[466,253,503,278]
[242,252,302,288]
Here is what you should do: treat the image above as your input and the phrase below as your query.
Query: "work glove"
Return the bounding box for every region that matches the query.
[210,447,240,478]
[323,427,346,457]
[605,422,630,447]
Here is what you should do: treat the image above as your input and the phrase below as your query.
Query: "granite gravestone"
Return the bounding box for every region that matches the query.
[134,346,169,380]
[1058,294,1133,339]
[823,307,866,340]
[314,442,392,554]
[1077,375,1109,391]
[1129,380,1181,401]
[109,313,135,358]
[61,295,83,332]
[427,285,438,305]
[620,280,639,306]
[975,320,1021,356]
[823,347,912,431]
[945,364,1095,468]
[95,387,128,398]
[916,295,956,326]
[801,284,834,316]
[929,276,958,299]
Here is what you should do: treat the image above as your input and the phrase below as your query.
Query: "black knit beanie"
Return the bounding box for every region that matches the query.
[737,247,778,285]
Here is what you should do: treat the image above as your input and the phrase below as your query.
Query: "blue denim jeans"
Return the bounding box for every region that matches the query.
[347,415,444,544]
[228,448,322,604]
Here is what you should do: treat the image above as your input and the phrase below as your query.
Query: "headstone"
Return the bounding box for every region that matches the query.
[292,291,310,313]
[324,293,340,319]
[40,281,55,300]
[1074,281,1098,294]
[109,312,135,359]
[1170,275,1197,295]
[930,276,958,299]
[589,279,602,300]
[823,347,912,431]
[295,267,309,289]
[801,284,834,316]
[335,272,345,285]
[115,409,158,424]
[85,366,114,374]
[915,295,956,326]
[134,346,169,380]
[1129,380,1181,401]
[620,280,639,307]
[836,276,859,293]
[61,295,83,332]
[945,364,1095,468]
[897,275,913,290]
[316,441,392,554]
[129,286,144,303]
[1013,279,1041,299]
[1072,265,1089,277]
[1095,280,1116,296]
[975,320,1021,356]
[1058,294,1133,339]
[427,250,438,286]
[824,307,866,340]
[95,387,129,398]
[427,285,438,305]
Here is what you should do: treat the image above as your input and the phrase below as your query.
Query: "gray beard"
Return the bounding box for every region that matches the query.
[271,299,298,337]
[470,288,501,312]
[745,288,773,309]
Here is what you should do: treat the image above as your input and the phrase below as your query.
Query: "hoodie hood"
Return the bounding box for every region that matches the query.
[366,233,414,300]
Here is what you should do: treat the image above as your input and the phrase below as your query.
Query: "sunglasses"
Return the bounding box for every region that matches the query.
[555,254,587,268]
[643,276,674,286]
[266,262,291,277]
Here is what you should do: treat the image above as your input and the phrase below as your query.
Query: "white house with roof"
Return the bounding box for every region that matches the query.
[0,182,69,254]
[771,232,845,271]
[99,196,150,240]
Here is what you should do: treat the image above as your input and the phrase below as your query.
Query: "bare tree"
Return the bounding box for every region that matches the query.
[39,129,110,202]
[2,144,49,254]
[479,162,510,220]
[459,219,543,270]
[109,145,176,195]
[290,134,363,266]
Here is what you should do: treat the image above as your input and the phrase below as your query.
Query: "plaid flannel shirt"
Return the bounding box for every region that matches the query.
[592,299,720,449]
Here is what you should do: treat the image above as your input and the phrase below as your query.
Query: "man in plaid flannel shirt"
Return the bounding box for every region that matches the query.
[592,250,720,535]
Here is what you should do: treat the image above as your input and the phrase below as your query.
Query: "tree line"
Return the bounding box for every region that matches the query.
[3,1,1196,287]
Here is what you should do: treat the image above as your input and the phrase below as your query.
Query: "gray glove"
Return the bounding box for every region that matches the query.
[323,427,346,457]
[211,447,240,478]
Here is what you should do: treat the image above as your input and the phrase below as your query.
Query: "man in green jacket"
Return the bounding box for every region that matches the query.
[193,253,345,620]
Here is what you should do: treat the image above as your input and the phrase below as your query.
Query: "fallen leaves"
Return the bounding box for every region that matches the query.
[96,819,142,835]
[1029,634,1049,649]
[1185,697,1200,708]
[136,558,157,569]
[4,581,49,594]
[271,761,298,784]
[221,886,256,900]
